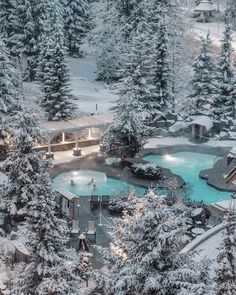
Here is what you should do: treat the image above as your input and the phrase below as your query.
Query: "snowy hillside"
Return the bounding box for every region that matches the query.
[194,21,236,51]
[69,58,117,114]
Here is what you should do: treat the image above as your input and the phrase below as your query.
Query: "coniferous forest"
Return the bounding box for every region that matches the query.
[0,0,236,294]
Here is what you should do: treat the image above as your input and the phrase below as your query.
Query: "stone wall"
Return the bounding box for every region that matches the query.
[35,139,99,153]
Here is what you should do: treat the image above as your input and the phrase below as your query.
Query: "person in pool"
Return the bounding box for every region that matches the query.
[87,178,95,186]
[92,183,97,193]
[70,180,76,186]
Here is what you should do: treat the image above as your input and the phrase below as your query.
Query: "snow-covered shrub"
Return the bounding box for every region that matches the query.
[109,196,136,216]
[131,162,161,180]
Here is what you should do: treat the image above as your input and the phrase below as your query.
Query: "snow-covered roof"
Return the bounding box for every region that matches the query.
[0,172,7,186]
[56,189,79,201]
[228,146,236,159]
[10,239,30,256]
[40,113,114,136]
[212,199,234,212]
[190,115,213,131]
[195,0,216,12]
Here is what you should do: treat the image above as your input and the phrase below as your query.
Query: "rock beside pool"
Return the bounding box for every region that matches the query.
[130,163,162,180]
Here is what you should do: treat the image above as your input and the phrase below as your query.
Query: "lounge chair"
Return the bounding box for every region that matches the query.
[86,221,96,241]
[90,195,99,210]
[101,195,110,207]
[71,219,80,238]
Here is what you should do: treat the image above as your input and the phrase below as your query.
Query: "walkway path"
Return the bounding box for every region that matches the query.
[53,145,100,165]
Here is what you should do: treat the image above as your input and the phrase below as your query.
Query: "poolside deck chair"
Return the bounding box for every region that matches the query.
[101,195,110,208]
[71,219,80,238]
[86,221,96,241]
[90,195,99,210]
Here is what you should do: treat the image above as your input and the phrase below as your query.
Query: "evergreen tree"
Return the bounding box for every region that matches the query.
[228,0,236,28]
[39,38,76,121]
[0,41,21,128]
[113,0,135,17]
[227,80,236,119]
[16,0,64,81]
[1,111,81,294]
[65,0,89,57]
[214,209,236,295]
[117,14,154,121]
[102,53,150,159]
[32,0,64,40]
[0,0,20,56]
[93,190,210,294]
[0,110,42,219]
[14,170,80,294]
[87,0,125,82]
[17,0,38,81]
[214,11,234,120]
[102,104,148,160]
[150,18,173,120]
[188,33,219,116]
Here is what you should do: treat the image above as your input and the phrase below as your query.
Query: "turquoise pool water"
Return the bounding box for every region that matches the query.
[144,152,231,204]
[53,170,146,196]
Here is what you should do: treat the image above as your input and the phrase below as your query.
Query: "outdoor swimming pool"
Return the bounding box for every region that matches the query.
[144,152,231,204]
[53,170,146,196]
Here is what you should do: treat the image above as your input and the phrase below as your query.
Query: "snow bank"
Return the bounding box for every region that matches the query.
[169,121,189,133]
[0,172,7,186]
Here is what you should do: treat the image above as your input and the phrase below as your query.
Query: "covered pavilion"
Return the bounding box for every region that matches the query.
[195,0,216,22]
[40,113,114,158]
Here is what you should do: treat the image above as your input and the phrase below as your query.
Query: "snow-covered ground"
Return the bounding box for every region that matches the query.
[194,21,236,51]
[53,144,100,165]
[193,228,225,276]
[69,58,117,114]
[144,137,236,149]
[23,57,117,117]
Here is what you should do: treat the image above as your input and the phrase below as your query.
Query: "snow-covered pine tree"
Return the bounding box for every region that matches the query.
[228,0,236,28]
[227,80,236,120]
[150,17,173,121]
[101,44,150,160]
[39,36,76,121]
[0,0,20,56]
[0,110,42,219]
[86,0,125,82]
[102,103,149,160]
[16,0,38,81]
[213,210,236,295]
[16,0,65,81]
[14,172,81,294]
[113,0,135,17]
[214,10,234,120]
[180,259,213,295]
[1,110,81,293]
[86,0,149,83]
[115,5,155,121]
[93,190,210,294]
[65,0,89,57]
[32,0,64,40]
[188,33,219,116]
[0,41,21,128]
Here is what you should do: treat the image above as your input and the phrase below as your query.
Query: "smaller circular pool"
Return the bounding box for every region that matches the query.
[53,170,146,196]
